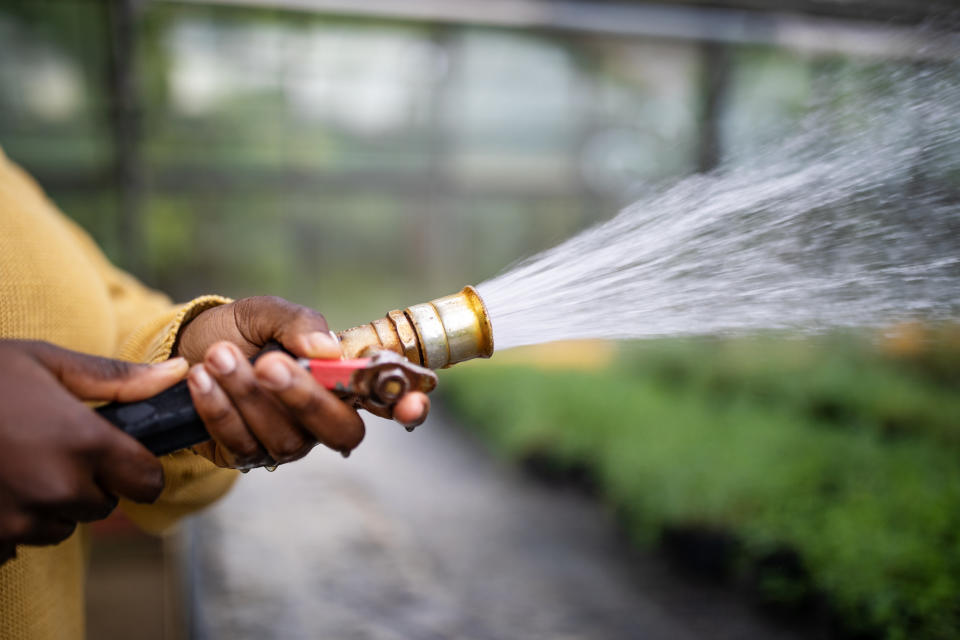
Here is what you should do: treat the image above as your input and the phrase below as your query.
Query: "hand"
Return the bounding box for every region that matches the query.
[175,297,429,468]
[0,340,187,564]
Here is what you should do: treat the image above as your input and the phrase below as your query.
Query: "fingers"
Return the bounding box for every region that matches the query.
[393,392,430,430]
[187,340,429,469]
[45,485,119,523]
[0,511,76,547]
[187,362,267,467]
[23,467,119,523]
[254,352,366,454]
[23,341,188,402]
[27,388,167,506]
[91,426,166,504]
[5,459,121,549]
[195,342,315,464]
[231,297,340,359]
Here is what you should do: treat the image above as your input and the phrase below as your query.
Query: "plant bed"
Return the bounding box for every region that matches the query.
[440,333,960,639]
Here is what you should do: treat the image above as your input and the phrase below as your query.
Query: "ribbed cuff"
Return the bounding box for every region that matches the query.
[118,294,233,364]
[153,294,233,362]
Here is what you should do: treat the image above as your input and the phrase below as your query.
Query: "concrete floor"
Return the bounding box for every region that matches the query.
[86,534,183,640]
[183,407,810,640]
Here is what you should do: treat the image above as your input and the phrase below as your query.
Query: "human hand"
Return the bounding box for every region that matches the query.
[0,340,187,564]
[175,297,430,469]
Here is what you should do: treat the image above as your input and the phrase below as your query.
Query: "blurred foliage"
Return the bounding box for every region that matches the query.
[441,329,960,639]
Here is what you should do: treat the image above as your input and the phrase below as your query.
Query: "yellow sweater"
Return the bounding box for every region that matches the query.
[0,146,239,639]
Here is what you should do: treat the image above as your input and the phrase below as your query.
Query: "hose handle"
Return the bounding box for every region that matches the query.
[96,345,436,456]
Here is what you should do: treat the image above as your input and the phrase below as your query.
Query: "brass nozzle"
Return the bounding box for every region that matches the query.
[336,286,494,369]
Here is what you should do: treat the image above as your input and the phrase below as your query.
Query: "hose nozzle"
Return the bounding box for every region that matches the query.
[336,286,494,369]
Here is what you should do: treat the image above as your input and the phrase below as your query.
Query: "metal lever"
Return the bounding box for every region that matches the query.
[309,351,437,422]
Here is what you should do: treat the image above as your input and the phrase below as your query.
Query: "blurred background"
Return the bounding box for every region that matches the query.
[1,1,958,639]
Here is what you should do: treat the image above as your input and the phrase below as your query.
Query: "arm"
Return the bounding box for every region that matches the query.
[57,219,240,533]
[0,147,426,539]
[58,220,429,532]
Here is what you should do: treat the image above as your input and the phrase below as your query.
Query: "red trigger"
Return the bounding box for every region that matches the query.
[304,358,372,390]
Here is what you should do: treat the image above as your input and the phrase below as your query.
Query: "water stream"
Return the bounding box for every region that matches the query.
[478,61,960,351]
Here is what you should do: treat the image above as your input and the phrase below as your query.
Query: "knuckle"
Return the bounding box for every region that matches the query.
[293,306,327,327]
[271,433,309,461]
[259,295,289,309]
[238,295,288,319]
[70,416,111,455]
[0,514,34,541]
[233,376,260,398]
[20,339,52,358]
[230,438,262,462]
[288,389,322,414]
[136,464,165,503]
[201,398,236,426]
[11,340,62,370]
[232,298,261,334]
[37,475,80,507]
[91,356,134,380]
[332,413,365,450]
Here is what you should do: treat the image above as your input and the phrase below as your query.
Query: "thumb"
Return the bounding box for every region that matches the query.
[26,342,189,402]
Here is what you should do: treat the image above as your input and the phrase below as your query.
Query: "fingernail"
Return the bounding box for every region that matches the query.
[188,365,214,394]
[150,466,166,501]
[208,345,237,375]
[154,357,188,375]
[340,448,351,459]
[304,332,340,359]
[257,359,292,390]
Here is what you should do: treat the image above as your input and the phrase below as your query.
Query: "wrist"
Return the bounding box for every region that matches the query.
[171,296,234,362]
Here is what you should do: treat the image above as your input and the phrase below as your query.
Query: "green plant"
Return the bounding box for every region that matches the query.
[442,336,960,638]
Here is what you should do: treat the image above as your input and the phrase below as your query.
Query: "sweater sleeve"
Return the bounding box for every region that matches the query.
[59,219,240,534]
[112,295,241,535]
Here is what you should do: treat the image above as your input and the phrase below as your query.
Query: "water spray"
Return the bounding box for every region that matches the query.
[96,58,960,460]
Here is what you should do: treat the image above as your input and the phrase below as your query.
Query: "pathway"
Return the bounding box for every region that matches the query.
[184,407,809,640]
